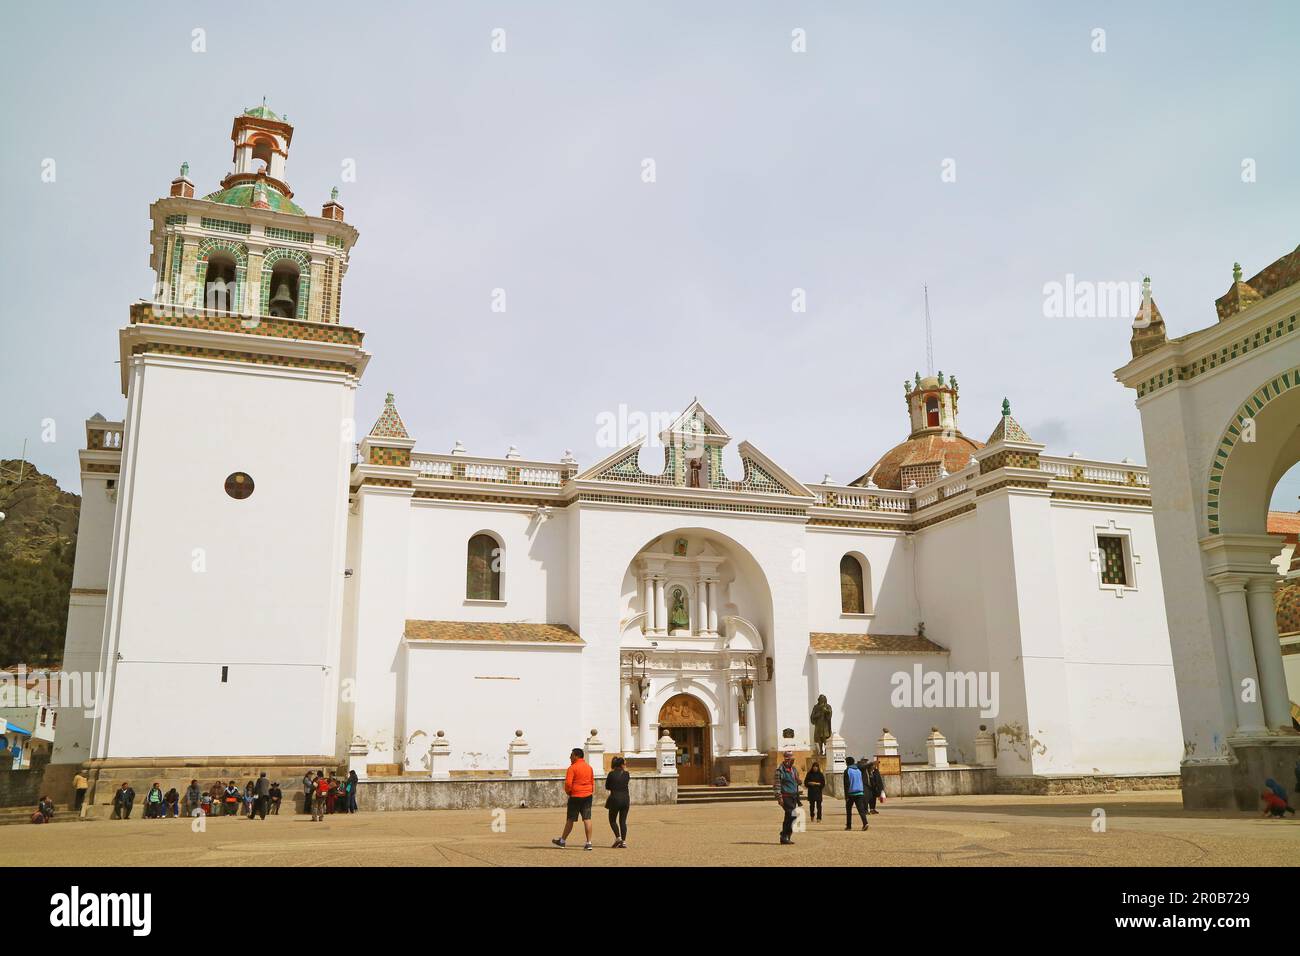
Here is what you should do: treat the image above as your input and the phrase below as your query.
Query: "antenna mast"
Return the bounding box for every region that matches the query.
[923,284,934,377]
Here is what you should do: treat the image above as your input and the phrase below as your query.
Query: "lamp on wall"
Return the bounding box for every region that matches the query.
[625,651,650,700]
[740,655,756,702]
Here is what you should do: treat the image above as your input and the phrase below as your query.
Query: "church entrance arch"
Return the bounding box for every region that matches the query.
[658,693,711,785]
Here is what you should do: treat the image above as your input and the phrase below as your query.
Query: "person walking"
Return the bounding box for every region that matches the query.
[183,779,202,817]
[604,755,631,848]
[805,761,825,822]
[865,758,884,814]
[72,771,89,813]
[302,770,315,815]
[312,771,330,822]
[347,769,359,813]
[250,771,271,820]
[552,747,595,850]
[843,757,868,831]
[773,750,801,845]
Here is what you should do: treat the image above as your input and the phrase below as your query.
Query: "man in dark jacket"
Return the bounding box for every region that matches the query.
[865,758,884,814]
[251,772,271,820]
[112,782,135,820]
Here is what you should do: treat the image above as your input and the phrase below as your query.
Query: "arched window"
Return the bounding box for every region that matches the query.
[925,396,941,428]
[466,533,501,600]
[267,261,300,318]
[204,252,237,312]
[840,554,866,614]
[249,135,275,171]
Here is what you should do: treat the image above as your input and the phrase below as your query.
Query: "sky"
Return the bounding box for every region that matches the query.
[1,1,1297,510]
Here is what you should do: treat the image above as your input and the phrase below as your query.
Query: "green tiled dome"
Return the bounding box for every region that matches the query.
[201,184,306,216]
[244,104,282,121]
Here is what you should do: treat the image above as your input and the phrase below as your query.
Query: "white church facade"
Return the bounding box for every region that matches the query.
[50,108,1186,803]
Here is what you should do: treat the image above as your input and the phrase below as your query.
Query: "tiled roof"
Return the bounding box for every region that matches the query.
[1216,246,1300,320]
[986,412,1031,444]
[244,104,282,121]
[1278,582,1300,638]
[1267,511,1300,538]
[810,632,948,655]
[369,392,409,439]
[851,432,982,489]
[201,184,306,216]
[404,620,584,645]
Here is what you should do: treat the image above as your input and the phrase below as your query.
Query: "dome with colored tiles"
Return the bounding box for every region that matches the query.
[243,103,283,121]
[201,183,306,216]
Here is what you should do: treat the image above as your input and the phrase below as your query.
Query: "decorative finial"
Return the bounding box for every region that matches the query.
[385,391,395,404]
[914,372,922,388]
[1001,397,1011,416]
[331,186,339,202]
[179,161,189,178]
[937,370,945,386]
[1232,262,1242,283]
[903,379,911,394]
[950,375,958,392]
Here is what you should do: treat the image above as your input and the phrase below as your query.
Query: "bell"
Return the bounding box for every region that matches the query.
[267,280,295,317]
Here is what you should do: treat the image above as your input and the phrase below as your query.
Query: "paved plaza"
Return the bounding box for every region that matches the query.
[3,791,1298,867]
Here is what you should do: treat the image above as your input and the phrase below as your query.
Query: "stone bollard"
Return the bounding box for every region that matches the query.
[508,729,531,778]
[657,730,678,776]
[974,724,996,766]
[347,737,369,781]
[926,726,949,768]
[877,727,898,757]
[429,730,452,779]
[585,728,606,774]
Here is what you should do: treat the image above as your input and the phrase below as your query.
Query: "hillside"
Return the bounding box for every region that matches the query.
[0,459,79,666]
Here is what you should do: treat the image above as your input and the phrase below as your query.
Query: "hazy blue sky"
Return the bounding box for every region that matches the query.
[2,2,1297,510]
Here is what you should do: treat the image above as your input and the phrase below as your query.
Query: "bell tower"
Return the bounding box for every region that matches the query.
[86,105,370,776]
[903,370,963,436]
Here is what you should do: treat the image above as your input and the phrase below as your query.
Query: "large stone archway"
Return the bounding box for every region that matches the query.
[1117,252,1300,808]
[616,529,773,783]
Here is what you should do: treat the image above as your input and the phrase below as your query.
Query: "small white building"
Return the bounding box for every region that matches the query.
[51,107,1186,799]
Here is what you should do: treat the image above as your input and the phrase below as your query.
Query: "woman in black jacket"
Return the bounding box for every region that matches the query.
[605,756,631,848]
[804,762,826,822]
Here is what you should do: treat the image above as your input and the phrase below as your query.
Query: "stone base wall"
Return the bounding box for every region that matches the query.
[0,752,50,809]
[1182,737,1300,810]
[359,773,677,812]
[994,772,1181,796]
[80,755,342,818]
[901,765,998,797]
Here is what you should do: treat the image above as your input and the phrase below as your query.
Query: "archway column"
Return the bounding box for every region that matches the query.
[745,686,759,752]
[1209,573,1268,735]
[635,682,651,752]
[620,679,634,752]
[1245,575,1294,732]
[727,679,743,754]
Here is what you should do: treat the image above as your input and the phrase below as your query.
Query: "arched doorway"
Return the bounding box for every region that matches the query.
[658,693,711,785]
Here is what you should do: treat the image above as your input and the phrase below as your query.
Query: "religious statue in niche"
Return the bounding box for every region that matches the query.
[669,587,689,631]
[810,694,833,756]
[673,537,688,557]
[688,455,703,488]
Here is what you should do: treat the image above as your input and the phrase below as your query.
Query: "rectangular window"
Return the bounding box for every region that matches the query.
[220,665,228,683]
[1097,535,1128,586]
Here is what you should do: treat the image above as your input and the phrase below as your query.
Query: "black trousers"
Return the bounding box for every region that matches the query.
[608,804,628,840]
[780,796,798,839]
[845,794,867,828]
[866,790,878,811]
[807,790,823,820]
[74,789,86,812]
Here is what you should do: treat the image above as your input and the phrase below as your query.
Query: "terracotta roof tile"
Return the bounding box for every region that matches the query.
[810,632,948,655]
[404,620,583,645]
[1277,582,1300,638]
[851,433,982,489]
[1267,511,1300,538]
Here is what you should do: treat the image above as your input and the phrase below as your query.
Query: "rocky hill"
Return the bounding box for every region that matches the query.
[0,459,79,666]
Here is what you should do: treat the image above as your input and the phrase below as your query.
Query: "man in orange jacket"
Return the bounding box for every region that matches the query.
[552,747,595,851]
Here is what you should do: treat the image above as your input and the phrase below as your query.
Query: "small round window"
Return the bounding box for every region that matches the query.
[224,472,255,500]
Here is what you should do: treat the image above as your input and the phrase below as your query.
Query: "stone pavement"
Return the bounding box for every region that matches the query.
[3,791,1297,867]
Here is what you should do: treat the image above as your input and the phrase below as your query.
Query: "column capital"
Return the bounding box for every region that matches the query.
[1208,571,1250,594]
[1245,575,1282,595]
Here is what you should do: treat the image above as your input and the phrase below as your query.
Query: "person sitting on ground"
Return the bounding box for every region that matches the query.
[269,781,283,815]
[1262,778,1296,818]
[223,780,241,816]
[145,782,164,819]
[36,794,55,823]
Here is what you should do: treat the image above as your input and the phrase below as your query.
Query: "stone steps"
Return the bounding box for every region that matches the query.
[677,785,773,804]
[0,806,80,827]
